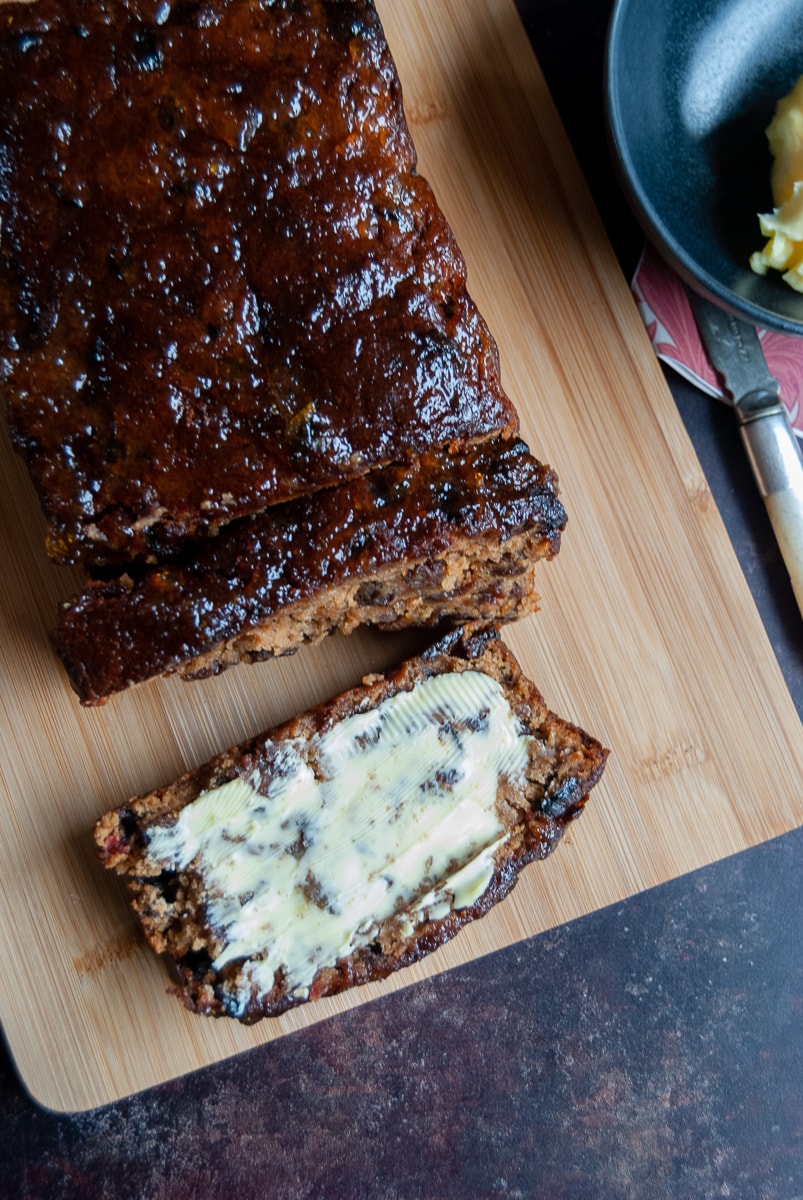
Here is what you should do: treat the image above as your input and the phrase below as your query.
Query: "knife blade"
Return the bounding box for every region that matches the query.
[688,290,803,620]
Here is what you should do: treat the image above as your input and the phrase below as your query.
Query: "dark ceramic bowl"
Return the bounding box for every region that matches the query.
[605,0,803,335]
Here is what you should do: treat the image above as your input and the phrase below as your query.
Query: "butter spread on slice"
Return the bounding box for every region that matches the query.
[144,669,531,1013]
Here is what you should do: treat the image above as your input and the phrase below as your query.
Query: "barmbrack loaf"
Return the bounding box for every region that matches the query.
[94,625,608,1021]
[0,0,517,569]
[53,437,566,704]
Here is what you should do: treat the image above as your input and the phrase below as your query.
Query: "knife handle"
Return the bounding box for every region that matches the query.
[738,408,803,619]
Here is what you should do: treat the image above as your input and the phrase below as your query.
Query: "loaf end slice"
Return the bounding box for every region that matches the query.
[94,625,608,1021]
[54,437,566,705]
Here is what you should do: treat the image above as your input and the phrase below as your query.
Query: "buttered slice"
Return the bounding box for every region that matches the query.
[143,670,530,1015]
[95,626,609,1021]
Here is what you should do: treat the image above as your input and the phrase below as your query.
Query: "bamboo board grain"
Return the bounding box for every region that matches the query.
[1,0,801,1114]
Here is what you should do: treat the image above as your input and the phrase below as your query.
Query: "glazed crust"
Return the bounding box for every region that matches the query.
[52,437,567,704]
[94,625,608,1021]
[0,0,516,567]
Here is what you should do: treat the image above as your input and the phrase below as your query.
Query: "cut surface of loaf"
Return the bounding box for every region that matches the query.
[53,437,567,704]
[94,625,608,1022]
[0,0,517,568]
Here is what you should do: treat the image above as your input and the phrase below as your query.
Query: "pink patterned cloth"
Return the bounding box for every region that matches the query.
[632,242,803,439]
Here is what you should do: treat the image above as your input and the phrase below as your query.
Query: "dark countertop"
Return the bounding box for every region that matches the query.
[2,2,801,1197]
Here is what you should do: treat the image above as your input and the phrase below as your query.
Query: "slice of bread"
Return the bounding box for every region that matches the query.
[94,625,608,1021]
[54,437,566,704]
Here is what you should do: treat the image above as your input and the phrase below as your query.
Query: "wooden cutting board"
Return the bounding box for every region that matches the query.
[1,0,801,1114]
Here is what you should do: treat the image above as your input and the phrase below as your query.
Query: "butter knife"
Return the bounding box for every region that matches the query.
[688,290,803,620]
